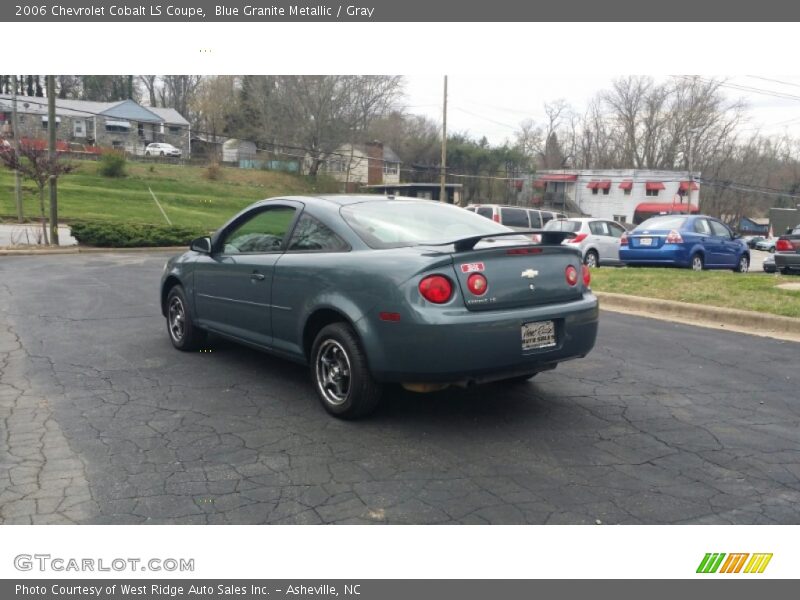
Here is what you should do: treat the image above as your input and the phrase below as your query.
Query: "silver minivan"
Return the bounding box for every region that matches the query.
[544,217,627,267]
[465,204,567,231]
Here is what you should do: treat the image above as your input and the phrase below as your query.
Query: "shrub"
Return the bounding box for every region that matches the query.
[69,221,202,248]
[98,151,127,177]
[204,163,223,181]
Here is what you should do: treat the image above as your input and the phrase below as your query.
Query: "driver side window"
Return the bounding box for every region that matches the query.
[221,206,296,254]
[709,220,733,238]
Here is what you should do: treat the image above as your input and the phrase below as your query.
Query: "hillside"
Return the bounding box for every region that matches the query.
[0,160,340,231]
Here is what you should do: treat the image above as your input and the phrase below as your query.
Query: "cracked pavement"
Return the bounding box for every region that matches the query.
[1,252,799,524]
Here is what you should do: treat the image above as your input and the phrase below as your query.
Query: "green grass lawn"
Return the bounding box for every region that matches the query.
[591,267,800,318]
[0,160,339,231]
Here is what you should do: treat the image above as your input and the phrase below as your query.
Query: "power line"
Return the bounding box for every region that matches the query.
[746,75,800,90]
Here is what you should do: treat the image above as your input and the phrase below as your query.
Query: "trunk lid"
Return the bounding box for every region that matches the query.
[450,244,584,311]
[628,228,672,249]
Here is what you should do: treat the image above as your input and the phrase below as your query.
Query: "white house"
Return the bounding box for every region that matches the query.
[525,169,700,225]
[319,142,401,191]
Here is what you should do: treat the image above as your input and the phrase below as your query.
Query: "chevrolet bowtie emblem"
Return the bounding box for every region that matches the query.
[521,269,539,279]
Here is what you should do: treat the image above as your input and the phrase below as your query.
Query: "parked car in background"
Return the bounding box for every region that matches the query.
[543,217,627,267]
[762,254,776,273]
[745,235,766,249]
[145,143,182,158]
[619,214,750,272]
[466,204,567,230]
[162,195,599,418]
[755,238,777,253]
[774,225,800,274]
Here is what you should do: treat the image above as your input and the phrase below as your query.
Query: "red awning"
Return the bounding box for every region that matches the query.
[587,180,611,190]
[619,180,633,190]
[679,180,699,191]
[532,179,546,189]
[635,202,699,214]
[540,173,578,182]
[645,181,666,191]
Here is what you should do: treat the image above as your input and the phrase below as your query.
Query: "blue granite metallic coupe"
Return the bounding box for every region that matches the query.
[160,196,599,418]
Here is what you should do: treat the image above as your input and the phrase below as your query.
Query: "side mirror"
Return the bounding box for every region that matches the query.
[190,236,212,254]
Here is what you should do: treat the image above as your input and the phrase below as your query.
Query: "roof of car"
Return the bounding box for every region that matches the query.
[253,194,433,207]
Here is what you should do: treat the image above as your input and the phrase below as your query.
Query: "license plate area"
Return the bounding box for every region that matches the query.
[639,237,653,246]
[521,320,556,351]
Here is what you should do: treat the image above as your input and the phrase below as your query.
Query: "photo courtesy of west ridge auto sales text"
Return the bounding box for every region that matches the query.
[1,1,799,597]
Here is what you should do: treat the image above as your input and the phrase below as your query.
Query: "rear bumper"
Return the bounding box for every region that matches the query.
[358,293,599,383]
[775,253,800,271]
[620,246,689,266]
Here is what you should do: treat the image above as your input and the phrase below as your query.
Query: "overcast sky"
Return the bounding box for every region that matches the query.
[402,74,800,146]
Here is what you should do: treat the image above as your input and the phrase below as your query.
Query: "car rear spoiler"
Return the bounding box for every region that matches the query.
[428,230,576,252]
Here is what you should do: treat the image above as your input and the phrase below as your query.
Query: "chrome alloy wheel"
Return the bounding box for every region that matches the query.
[739,256,749,273]
[168,296,186,343]
[315,340,352,406]
[692,255,703,271]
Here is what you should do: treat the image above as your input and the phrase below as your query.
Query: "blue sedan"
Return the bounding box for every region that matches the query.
[160,195,599,418]
[619,215,750,272]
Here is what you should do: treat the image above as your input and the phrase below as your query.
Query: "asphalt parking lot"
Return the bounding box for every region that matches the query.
[1,252,799,524]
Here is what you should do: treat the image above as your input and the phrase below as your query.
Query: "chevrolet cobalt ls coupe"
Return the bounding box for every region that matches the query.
[161,196,599,418]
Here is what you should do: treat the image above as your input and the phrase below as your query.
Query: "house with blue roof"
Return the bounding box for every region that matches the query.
[0,95,191,157]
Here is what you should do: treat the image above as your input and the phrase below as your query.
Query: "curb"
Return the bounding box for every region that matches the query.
[0,246,186,256]
[596,291,800,339]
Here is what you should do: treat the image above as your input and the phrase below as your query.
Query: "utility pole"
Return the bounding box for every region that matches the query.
[11,75,23,222]
[439,75,447,203]
[687,132,694,216]
[47,75,59,246]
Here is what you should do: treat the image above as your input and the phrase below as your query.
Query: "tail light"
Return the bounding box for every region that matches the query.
[582,264,591,287]
[466,273,488,296]
[492,213,500,223]
[665,229,683,244]
[565,265,578,286]
[776,239,793,252]
[529,233,542,243]
[419,275,453,304]
[566,233,588,244]
[620,232,628,246]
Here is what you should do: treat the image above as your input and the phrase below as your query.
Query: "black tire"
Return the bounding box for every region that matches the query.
[310,323,382,419]
[769,247,775,254]
[734,255,749,273]
[690,253,704,271]
[165,285,206,351]
[584,250,599,268]
[145,151,150,157]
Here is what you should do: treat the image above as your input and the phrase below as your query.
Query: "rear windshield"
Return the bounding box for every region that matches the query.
[544,219,582,233]
[637,216,688,231]
[341,201,509,248]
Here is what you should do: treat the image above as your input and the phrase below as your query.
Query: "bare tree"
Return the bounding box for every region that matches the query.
[161,75,203,119]
[191,76,239,151]
[0,143,74,245]
[138,75,159,106]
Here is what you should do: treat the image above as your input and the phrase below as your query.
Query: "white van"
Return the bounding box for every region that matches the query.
[465,204,567,230]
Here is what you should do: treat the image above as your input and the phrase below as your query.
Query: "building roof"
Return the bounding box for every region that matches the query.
[0,94,188,126]
[146,106,191,126]
[382,146,400,163]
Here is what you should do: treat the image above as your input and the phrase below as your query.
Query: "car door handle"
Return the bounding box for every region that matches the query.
[250,272,266,281]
